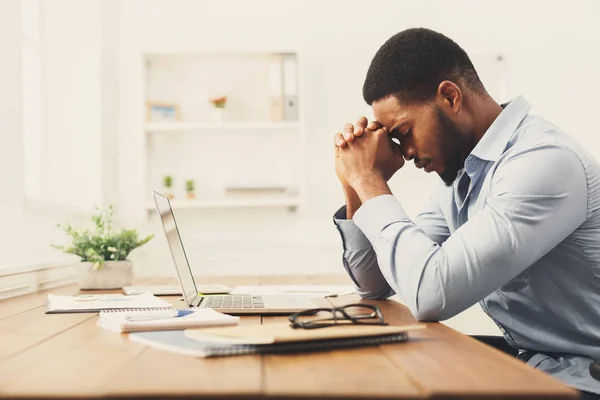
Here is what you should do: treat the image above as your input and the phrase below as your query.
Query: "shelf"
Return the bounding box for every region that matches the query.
[146,196,302,210]
[145,121,299,133]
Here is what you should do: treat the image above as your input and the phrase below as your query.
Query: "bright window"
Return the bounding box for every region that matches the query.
[21,0,44,202]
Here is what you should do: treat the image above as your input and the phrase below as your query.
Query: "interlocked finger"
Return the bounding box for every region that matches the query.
[334,132,347,148]
[343,123,356,143]
[354,117,368,137]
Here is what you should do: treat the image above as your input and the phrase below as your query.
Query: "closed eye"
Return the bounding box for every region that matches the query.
[390,128,410,146]
[389,128,402,145]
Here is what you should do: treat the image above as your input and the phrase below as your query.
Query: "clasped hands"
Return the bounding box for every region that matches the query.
[334,117,405,202]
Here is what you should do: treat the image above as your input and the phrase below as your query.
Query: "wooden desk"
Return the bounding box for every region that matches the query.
[0,275,577,399]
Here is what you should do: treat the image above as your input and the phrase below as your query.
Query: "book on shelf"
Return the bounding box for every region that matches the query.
[268,55,284,122]
[282,55,298,121]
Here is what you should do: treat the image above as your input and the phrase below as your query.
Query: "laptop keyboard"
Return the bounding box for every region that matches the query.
[200,295,265,309]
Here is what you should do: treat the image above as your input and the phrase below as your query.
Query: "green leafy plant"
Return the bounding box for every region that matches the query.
[52,205,154,270]
[185,179,196,199]
[185,179,195,193]
[163,175,173,188]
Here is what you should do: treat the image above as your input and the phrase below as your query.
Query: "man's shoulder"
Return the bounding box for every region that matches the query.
[489,119,594,205]
[502,115,592,168]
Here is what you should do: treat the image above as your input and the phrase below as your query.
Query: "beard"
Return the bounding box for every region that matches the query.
[434,107,469,186]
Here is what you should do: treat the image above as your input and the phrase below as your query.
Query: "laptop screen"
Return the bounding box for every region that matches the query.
[153,191,198,305]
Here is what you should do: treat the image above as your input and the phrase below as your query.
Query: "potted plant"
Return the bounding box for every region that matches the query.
[52,205,154,290]
[209,96,227,108]
[186,179,196,199]
[163,175,174,199]
[209,96,227,122]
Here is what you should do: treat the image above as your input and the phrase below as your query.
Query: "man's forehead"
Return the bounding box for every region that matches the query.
[373,96,410,126]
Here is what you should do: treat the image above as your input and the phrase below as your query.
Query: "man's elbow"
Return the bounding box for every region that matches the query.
[409,294,460,322]
[358,286,395,300]
[409,304,442,322]
[408,261,462,322]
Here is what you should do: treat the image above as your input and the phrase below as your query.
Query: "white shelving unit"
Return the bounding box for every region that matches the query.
[143,51,303,212]
[145,196,302,211]
[146,121,299,133]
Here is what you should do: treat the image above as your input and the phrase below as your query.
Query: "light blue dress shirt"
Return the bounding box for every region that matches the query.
[334,96,600,393]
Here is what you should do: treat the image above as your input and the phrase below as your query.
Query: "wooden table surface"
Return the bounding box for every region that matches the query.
[0,275,578,399]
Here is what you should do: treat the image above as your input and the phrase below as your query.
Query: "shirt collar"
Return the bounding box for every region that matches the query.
[469,95,531,162]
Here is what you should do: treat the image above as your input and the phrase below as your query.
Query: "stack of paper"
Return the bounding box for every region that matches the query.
[98,309,239,333]
[45,293,172,314]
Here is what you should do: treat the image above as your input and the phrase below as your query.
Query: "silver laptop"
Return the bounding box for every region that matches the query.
[153,191,316,314]
[122,284,231,296]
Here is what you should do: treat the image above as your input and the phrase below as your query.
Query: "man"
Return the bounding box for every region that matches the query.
[333,27,600,397]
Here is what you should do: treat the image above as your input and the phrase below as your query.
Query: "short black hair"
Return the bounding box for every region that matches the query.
[363,28,485,105]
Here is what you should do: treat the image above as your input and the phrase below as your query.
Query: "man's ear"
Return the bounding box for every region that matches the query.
[436,81,462,116]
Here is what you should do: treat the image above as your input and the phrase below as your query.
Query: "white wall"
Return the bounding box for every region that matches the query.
[114,0,600,278]
[43,0,104,210]
[0,0,105,268]
[0,0,64,266]
[0,1,23,213]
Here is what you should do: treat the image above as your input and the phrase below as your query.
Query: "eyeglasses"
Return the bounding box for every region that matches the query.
[288,303,388,329]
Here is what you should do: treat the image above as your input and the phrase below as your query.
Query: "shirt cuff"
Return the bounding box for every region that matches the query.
[353,194,410,245]
[333,206,372,250]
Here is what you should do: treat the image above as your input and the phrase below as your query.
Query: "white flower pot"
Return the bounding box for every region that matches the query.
[210,107,225,122]
[78,260,133,290]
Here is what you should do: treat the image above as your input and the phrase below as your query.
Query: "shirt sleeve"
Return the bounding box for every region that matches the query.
[353,143,588,321]
[414,183,452,246]
[332,188,452,300]
[333,206,395,299]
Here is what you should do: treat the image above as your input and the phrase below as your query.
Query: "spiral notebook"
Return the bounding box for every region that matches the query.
[129,329,410,358]
[98,308,239,333]
[129,324,424,358]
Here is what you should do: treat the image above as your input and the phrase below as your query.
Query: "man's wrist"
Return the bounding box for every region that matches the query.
[342,185,361,219]
[350,173,392,203]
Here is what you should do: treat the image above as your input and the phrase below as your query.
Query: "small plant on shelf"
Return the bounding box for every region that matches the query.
[209,96,227,108]
[163,175,174,199]
[185,179,196,200]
